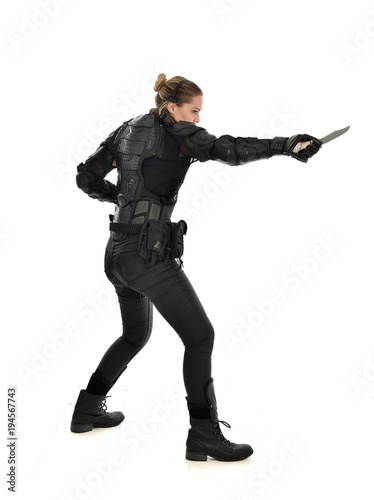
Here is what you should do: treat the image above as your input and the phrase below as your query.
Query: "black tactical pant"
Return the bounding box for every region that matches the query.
[94,232,215,405]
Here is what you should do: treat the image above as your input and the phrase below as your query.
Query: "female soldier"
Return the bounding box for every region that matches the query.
[71,73,321,462]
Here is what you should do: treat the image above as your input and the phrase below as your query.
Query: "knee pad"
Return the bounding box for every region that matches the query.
[204,333,215,354]
[185,332,214,354]
[118,295,153,349]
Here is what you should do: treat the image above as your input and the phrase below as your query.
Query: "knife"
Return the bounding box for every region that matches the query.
[319,125,350,144]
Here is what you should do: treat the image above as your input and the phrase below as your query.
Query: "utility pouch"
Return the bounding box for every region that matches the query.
[138,220,172,263]
[170,220,188,259]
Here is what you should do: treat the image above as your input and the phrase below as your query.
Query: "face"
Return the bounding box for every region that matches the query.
[167,94,203,123]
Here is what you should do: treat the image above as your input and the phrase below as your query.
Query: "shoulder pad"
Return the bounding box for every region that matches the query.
[99,126,121,153]
[128,113,155,128]
[99,118,135,151]
[99,127,117,146]
[186,127,217,145]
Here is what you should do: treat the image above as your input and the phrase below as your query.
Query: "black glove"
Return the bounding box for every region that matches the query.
[283,134,322,163]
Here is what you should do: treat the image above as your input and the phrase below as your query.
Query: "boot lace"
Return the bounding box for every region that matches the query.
[99,395,111,413]
[214,420,231,444]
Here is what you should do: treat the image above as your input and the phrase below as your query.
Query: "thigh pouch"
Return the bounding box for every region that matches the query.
[138,219,188,264]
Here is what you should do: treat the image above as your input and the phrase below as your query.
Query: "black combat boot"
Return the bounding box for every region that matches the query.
[185,378,253,461]
[70,390,125,433]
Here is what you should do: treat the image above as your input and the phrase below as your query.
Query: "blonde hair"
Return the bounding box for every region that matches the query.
[153,73,203,118]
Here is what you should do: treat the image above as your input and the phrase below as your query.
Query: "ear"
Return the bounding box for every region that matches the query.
[167,102,176,115]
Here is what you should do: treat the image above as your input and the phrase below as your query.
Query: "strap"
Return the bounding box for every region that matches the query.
[271,136,287,154]
[169,79,190,103]
[109,222,142,233]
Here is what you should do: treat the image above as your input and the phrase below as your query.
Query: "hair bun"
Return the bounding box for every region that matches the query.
[154,73,167,92]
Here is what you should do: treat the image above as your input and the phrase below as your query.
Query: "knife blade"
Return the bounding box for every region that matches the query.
[320,125,350,144]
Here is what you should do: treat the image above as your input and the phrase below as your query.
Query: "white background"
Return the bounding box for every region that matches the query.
[1,0,374,499]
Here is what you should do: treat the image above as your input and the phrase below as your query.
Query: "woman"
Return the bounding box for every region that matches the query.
[71,73,321,462]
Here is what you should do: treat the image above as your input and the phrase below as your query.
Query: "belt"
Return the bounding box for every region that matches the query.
[109,222,142,233]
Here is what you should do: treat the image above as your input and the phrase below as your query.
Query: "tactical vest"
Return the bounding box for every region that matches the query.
[103,112,205,225]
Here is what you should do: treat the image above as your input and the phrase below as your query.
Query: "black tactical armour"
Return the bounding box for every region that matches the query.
[76,110,287,224]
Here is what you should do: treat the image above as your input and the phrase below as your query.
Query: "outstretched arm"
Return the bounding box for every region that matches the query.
[211,134,287,165]
[181,127,321,165]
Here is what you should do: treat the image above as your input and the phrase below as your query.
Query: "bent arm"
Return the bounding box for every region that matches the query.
[76,129,119,203]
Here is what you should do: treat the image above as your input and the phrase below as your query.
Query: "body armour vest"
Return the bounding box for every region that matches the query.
[101,112,205,225]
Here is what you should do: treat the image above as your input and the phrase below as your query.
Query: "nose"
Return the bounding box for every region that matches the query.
[194,113,200,123]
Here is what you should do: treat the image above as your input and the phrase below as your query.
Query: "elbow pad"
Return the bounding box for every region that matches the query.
[76,165,94,193]
[183,128,217,162]
[76,164,117,203]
